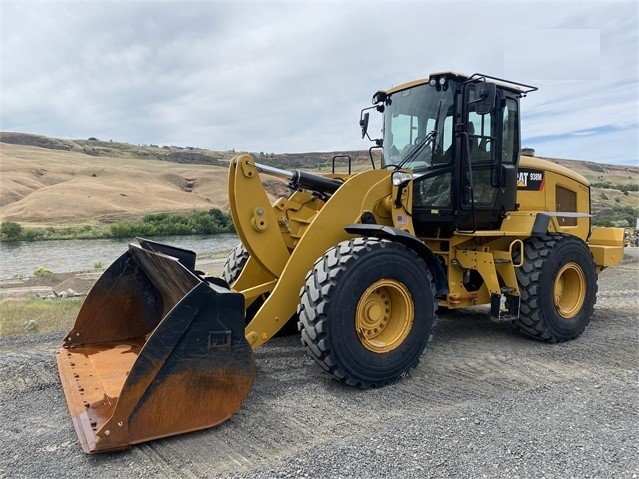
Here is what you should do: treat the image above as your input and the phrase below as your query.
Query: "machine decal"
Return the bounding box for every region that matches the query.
[517,168,545,190]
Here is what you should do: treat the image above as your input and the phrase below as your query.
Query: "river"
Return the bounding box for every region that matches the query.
[0,234,239,280]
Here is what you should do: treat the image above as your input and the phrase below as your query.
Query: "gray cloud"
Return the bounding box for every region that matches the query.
[1,1,637,164]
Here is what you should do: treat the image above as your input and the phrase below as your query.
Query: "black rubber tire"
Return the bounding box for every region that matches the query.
[221,243,265,323]
[297,237,437,388]
[222,243,297,334]
[222,243,250,285]
[511,234,598,342]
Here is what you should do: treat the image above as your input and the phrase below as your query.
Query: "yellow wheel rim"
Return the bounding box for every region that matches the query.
[355,279,414,353]
[554,262,586,319]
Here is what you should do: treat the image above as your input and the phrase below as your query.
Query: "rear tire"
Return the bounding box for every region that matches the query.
[222,243,297,334]
[221,243,264,323]
[298,237,437,388]
[512,234,597,342]
[222,243,250,285]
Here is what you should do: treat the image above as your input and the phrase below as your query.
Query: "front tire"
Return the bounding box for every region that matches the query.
[298,237,437,388]
[512,234,597,342]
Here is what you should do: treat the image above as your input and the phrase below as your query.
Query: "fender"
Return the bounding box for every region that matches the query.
[531,211,592,235]
[344,224,449,297]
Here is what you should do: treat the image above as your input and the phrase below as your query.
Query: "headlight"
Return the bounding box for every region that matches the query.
[392,172,413,186]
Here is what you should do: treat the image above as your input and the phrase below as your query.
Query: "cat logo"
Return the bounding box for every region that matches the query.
[517,168,544,191]
[517,171,529,187]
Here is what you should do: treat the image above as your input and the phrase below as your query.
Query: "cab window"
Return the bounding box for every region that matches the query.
[466,86,495,164]
[501,98,519,164]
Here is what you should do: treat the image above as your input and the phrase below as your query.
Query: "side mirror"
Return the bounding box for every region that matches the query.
[359,112,370,139]
[474,83,496,115]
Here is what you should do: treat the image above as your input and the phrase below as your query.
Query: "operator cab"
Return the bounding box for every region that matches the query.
[365,72,537,236]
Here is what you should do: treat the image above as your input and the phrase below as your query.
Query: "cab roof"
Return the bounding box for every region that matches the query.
[376,72,536,99]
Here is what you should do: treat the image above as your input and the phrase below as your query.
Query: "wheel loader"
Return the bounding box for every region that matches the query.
[55,72,625,453]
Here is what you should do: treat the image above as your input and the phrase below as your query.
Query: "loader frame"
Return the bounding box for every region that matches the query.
[228,154,623,337]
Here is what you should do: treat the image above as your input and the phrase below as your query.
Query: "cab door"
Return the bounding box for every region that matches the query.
[457,82,519,231]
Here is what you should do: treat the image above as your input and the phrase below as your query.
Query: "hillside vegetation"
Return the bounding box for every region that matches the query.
[1,132,637,231]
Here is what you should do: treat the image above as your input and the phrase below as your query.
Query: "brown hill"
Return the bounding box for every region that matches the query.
[0,135,231,226]
[1,132,637,227]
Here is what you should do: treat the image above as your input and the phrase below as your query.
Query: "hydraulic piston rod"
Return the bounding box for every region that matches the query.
[255,163,343,194]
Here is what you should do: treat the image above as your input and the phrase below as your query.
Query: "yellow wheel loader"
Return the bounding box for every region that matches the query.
[56,72,624,453]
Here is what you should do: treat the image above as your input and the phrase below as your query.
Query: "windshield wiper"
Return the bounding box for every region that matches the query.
[395,130,436,170]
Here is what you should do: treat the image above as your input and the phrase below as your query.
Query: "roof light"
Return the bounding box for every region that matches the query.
[372,91,387,104]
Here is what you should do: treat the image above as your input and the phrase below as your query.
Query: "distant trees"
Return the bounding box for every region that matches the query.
[593,205,639,227]
[0,209,235,242]
[109,209,234,238]
[592,181,639,192]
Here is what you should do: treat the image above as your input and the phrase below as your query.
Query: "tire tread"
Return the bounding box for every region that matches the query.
[297,237,437,389]
[512,233,597,343]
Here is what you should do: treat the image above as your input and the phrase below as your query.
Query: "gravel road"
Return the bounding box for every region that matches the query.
[1,257,637,479]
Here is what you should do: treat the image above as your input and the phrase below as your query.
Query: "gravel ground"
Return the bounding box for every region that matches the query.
[0,257,637,479]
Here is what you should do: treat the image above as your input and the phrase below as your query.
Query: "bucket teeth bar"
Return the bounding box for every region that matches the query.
[56,239,255,453]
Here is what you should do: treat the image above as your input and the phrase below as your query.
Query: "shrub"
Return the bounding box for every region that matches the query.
[593,205,639,226]
[1,210,235,241]
[33,267,52,276]
[0,221,23,241]
[109,222,136,238]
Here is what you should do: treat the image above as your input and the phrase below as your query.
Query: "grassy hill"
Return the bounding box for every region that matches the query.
[1,140,228,227]
[1,132,637,229]
[535,155,638,225]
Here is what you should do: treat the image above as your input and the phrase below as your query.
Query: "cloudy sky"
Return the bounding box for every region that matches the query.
[1,1,637,165]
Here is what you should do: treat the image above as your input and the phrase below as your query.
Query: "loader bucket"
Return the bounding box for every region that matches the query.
[55,239,255,453]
